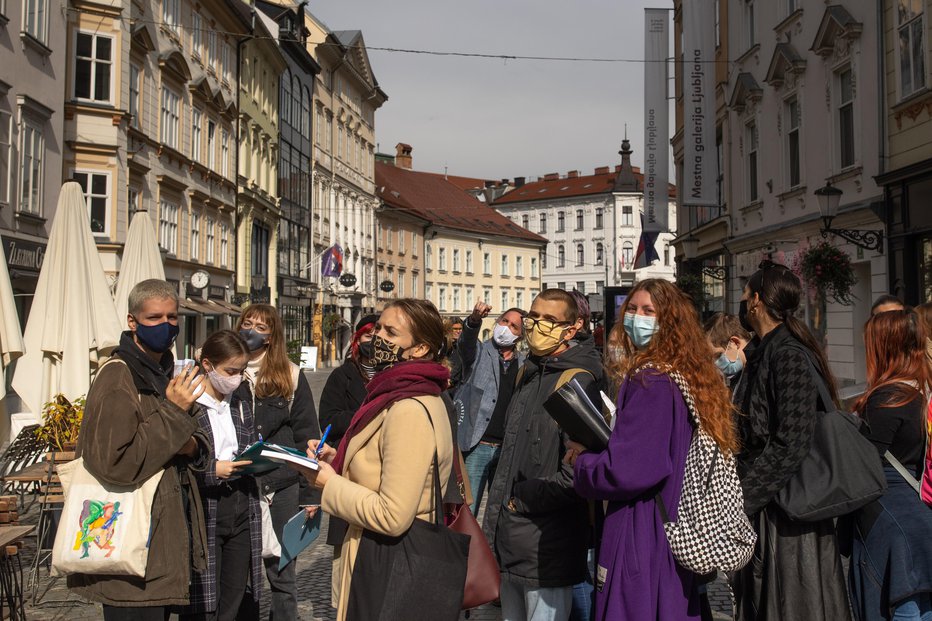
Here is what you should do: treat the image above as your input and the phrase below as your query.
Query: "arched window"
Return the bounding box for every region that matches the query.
[292,75,300,128]
[596,242,604,265]
[557,244,565,267]
[576,244,584,266]
[280,69,292,127]
[622,241,634,268]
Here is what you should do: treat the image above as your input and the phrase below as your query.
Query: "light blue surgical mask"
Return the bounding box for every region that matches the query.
[623,313,657,349]
[715,352,744,378]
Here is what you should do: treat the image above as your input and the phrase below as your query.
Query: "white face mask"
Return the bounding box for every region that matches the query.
[492,323,519,347]
[208,369,244,395]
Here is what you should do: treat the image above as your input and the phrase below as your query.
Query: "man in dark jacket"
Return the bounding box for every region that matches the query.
[69,279,210,618]
[454,301,526,515]
[484,289,604,621]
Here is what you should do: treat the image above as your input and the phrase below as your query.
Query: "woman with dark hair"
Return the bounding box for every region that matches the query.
[731,261,851,621]
[233,304,320,619]
[295,299,459,621]
[319,314,379,449]
[849,310,932,621]
[182,330,259,621]
[565,279,738,620]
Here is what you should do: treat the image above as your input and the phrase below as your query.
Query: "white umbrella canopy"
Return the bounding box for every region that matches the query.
[11,182,123,415]
[0,250,25,403]
[113,210,166,324]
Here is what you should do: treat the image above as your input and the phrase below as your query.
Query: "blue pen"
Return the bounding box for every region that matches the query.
[315,424,332,460]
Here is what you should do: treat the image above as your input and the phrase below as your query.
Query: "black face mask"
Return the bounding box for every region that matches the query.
[357,340,374,361]
[239,329,270,352]
[371,335,407,371]
[739,300,754,333]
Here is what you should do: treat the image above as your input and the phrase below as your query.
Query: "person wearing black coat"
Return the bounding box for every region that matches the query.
[319,314,378,448]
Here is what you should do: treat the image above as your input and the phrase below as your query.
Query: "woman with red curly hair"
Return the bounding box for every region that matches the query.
[565,278,737,620]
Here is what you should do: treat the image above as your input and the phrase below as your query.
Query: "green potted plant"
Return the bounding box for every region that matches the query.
[799,241,857,305]
[35,394,85,453]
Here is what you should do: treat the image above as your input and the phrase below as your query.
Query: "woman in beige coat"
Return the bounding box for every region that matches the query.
[297,299,456,620]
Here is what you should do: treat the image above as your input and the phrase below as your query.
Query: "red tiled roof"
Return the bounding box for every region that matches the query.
[376,162,547,244]
[492,168,677,205]
[421,172,494,193]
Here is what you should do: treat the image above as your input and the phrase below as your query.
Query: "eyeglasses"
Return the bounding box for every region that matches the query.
[522,316,571,334]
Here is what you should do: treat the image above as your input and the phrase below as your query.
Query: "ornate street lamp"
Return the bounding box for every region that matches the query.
[815,181,883,253]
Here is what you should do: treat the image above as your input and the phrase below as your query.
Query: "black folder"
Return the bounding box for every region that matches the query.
[543,378,612,451]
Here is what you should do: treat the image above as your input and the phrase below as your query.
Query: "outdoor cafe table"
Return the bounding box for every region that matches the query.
[0,524,35,620]
[3,452,73,511]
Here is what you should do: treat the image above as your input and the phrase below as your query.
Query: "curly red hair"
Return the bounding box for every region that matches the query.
[609,279,739,454]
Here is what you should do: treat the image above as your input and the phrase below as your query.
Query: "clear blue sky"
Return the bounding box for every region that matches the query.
[310,0,675,181]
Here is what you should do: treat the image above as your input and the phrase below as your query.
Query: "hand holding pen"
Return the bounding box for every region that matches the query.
[307,425,337,464]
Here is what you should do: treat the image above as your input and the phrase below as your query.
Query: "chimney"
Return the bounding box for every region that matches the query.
[514,176,526,188]
[484,180,496,188]
[395,143,413,169]
[544,172,560,181]
[567,170,579,178]
[594,166,610,175]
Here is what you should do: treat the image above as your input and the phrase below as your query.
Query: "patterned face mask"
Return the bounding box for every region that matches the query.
[370,335,408,371]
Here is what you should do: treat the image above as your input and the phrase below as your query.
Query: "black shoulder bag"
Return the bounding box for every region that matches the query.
[774,354,887,521]
[345,401,470,621]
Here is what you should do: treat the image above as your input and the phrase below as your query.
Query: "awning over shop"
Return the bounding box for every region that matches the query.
[180,298,222,315]
[206,299,243,316]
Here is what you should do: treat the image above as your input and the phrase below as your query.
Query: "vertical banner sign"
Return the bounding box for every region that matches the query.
[643,9,669,236]
[683,0,719,206]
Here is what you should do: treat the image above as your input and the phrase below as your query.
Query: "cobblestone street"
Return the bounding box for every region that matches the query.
[22,367,734,621]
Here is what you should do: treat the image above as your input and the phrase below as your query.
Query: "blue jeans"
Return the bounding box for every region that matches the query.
[569,548,594,621]
[500,576,573,621]
[893,594,932,621]
[464,442,501,516]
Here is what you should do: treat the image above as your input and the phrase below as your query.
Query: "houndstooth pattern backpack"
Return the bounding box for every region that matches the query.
[639,363,757,576]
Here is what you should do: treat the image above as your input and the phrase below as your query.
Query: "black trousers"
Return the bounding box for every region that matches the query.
[213,487,253,621]
[102,606,170,621]
[262,482,299,620]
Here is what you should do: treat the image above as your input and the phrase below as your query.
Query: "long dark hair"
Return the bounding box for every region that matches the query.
[854,310,929,413]
[747,260,840,404]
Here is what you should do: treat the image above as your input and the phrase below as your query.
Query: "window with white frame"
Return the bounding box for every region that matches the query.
[425,244,432,269]
[425,283,432,303]
[897,0,926,98]
[129,64,141,128]
[207,30,217,67]
[575,209,584,230]
[19,119,43,215]
[516,256,523,276]
[128,187,140,214]
[466,250,473,273]
[501,289,509,309]
[160,87,180,149]
[190,210,200,260]
[576,281,585,294]
[453,287,461,312]
[746,121,759,202]
[23,0,48,42]
[191,109,202,162]
[0,110,10,205]
[622,241,634,267]
[316,109,322,145]
[438,287,447,311]
[541,252,547,269]
[745,0,755,49]
[483,287,491,305]
[221,43,231,85]
[221,128,229,177]
[557,211,565,232]
[452,248,460,272]
[558,245,565,267]
[576,244,584,266]
[191,12,202,57]
[521,214,529,229]
[596,243,604,265]
[483,252,491,275]
[398,229,405,254]
[412,272,419,296]
[531,257,538,277]
[206,120,216,170]
[501,254,509,275]
[438,247,446,271]
[220,220,229,266]
[622,205,633,226]
[73,171,109,234]
[516,290,524,310]
[837,68,856,168]
[206,216,215,263]
[159,200,179,254]
[75,33,113,103]
[539,213,547,233]
[595,208,603,229]
[785,97,800,188]
[162,0,179,36]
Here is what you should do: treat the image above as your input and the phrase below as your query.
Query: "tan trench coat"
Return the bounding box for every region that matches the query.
[320,395,453,621]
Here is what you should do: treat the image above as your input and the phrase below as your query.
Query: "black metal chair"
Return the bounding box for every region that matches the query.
[0,426,48,512]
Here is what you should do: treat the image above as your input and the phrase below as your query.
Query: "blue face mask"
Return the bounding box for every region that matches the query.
[623,313,657,349]
[715,352,744,378]
[134,320,179,353]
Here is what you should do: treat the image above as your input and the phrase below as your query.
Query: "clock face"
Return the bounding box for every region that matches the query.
[191,271,210,289]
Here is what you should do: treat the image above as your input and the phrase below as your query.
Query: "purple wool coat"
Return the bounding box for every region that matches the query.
[574,369,700,621]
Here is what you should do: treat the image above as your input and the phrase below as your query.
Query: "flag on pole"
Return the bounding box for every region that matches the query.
[321,244,343,278]
[634,214,660,269]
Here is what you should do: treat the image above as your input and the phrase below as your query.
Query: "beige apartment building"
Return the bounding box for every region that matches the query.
[376,158,546,337]
[64,0,250,356]
[304,13,387,349]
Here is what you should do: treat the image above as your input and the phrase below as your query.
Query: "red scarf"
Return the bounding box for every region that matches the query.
[331,359,450,474]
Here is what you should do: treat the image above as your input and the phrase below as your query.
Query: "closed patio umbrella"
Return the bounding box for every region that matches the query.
[0,247,25,405]
[113,210,166,323]
[11,182,122,415]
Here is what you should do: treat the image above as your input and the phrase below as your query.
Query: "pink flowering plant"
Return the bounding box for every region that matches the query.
[799,241,857,305]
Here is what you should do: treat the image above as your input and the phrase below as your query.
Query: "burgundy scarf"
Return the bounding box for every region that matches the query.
[331,359,450,474]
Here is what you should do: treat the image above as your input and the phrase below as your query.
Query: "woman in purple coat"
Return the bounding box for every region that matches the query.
[566,279,739,621]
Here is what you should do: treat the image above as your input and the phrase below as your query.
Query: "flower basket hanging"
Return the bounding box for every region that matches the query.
[799,241,857,305]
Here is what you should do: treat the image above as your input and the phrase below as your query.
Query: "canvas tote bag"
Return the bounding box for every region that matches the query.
[51,456,164,576]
